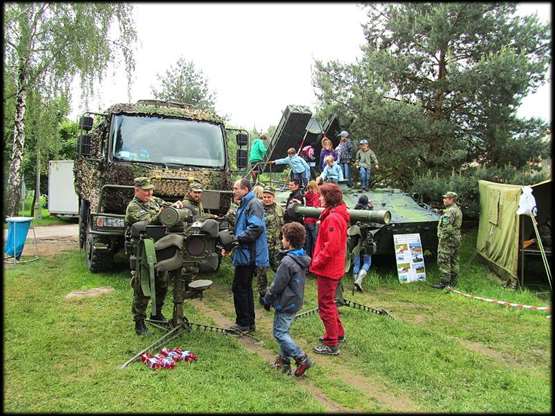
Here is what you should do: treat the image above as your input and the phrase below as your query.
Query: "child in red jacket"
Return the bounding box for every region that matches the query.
[303,180,320,259]
[309,183,350,355]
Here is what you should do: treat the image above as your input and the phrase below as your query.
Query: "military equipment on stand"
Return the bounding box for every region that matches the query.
[121,205,253,368]
[287,202,394,320]
[74,99,247,273]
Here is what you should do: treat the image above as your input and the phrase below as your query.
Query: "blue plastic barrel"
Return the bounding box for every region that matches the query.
[4,217,33,259]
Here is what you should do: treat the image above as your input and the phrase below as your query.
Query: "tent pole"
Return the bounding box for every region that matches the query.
[530,215,552,289]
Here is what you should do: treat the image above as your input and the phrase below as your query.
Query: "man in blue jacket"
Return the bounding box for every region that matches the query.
[225,177,270,333]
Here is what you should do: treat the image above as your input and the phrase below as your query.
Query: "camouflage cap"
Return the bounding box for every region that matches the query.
[262,186,275,195]
[442,191,458,199]
[190,181,203,192]
[134,177,154,190]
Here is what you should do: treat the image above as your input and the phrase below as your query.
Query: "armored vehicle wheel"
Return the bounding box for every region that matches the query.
[85,228,114,273]
[78,200,89,250]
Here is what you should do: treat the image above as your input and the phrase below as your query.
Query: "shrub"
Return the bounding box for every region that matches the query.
[409,165,550,220]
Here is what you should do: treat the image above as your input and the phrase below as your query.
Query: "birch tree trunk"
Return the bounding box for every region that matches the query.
[34,146,42,219]
[6,68,28,217]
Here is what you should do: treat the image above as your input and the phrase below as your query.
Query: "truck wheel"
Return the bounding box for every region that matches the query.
[78,200,89,249]
[85,228,114,273]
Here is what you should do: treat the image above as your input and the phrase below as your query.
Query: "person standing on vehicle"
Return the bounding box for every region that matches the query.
[355,139,379,191]
[432,191,463,289]
[319,137,337,172]
[317,155,344,184]
[336,131,354,187]
[125,177,183,336]
[249,134,269,183]
[224,178,269,333]
[268,147,311,189]
[309,183,350,355]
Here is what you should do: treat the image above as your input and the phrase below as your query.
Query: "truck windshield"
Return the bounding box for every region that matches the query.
[112,115,225,168]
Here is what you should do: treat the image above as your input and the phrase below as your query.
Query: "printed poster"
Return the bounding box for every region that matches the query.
[393,233,427,283]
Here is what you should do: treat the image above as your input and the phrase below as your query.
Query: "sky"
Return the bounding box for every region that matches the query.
[70,2,552,131]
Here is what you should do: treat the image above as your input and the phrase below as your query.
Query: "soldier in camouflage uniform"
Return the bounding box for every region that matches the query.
[432,191,463,289]
[125,177,183,335]
[254,187,285,299]
[181,181,217,221]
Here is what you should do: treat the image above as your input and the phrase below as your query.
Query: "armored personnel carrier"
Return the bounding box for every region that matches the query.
[267,105,440,259]
[74,99,248,272]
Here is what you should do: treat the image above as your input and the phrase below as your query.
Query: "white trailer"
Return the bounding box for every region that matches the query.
[48,160,79,218]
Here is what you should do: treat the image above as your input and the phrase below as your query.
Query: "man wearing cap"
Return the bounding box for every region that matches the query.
[432,192,463,289]
[125,177,183,336]
[336,131,354,187]
[125,177,183,226]
[254,187,285,299]
[181,181,217,221]
[355,139,379,191]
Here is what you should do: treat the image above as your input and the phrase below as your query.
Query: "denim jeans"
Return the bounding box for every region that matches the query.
[304,223,318,258]
[359,167,371,188]
[353,255,372,277]
[273,312,303,360]
[340,162,352,186]
[292,171,308,188]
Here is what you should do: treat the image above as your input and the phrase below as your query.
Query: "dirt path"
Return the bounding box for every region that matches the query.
[198,287,421,412]
[192,300,349,413]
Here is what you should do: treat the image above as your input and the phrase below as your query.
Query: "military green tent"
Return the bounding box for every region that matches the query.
[477,179,552,287]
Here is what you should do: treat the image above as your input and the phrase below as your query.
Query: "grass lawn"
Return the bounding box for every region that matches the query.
[4,229,551,412]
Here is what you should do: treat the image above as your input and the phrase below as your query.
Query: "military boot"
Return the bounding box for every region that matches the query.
[150,304,167,322]
[135,320,148,336]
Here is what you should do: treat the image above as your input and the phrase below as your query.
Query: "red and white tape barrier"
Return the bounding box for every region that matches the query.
[446,287,551,315]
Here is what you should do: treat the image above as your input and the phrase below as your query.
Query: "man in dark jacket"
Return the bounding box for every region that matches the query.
[283,179,305,224]
[225,178,269,333]
[261,222,312,377]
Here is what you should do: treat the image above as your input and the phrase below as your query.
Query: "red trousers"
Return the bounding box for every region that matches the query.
[316,275,344,347]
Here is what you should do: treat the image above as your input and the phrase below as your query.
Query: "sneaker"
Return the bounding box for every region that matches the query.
[313,344,340,355]
[294,354,313,377]
[134,320,148,336]
[319,335,345,344]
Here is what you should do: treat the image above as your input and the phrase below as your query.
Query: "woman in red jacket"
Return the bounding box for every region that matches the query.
[309,183,350,355]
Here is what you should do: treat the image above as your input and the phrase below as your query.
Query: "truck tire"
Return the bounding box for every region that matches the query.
[79,199,89,249]
[85,227,114,273]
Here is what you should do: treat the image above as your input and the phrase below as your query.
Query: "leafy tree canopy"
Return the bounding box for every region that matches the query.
[151,57,217,111]
[313,3,551,187]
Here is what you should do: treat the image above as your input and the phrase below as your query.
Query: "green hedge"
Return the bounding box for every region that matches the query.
[408,165,550,220]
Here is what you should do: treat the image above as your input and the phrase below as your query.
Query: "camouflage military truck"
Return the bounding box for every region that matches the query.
[74,99,248,272]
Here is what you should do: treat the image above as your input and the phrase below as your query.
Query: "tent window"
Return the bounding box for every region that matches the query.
[489,190,500,225]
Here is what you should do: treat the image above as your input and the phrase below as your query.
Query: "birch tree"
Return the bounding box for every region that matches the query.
[4,3,137,216]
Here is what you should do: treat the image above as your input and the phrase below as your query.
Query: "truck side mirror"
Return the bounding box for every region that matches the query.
[79,116,94,131]
[236,149,248,169]
[236,132,248,147]
[79,134,92,156]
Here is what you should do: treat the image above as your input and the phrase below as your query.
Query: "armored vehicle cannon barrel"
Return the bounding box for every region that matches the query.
[291,205,391,225]
[159,206,193,227]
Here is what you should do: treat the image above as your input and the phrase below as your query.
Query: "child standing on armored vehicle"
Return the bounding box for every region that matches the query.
[355,139,379,191]
[317,155,344,185]
[268,147,311,189]
[335,130,355,187]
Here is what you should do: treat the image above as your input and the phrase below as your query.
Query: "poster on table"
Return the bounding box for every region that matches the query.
[393,233,427,283]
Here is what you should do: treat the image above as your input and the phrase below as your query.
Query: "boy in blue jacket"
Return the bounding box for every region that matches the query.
[260,222,313,377]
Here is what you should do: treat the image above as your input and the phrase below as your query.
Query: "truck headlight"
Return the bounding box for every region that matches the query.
[96,216,125,228]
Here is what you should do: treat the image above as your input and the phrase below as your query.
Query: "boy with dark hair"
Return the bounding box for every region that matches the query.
[260,222,312,377]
